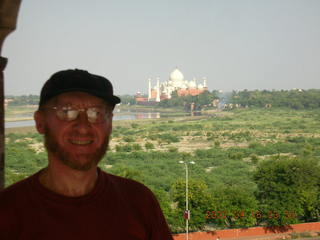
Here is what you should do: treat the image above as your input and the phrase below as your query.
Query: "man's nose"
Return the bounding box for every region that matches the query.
[74,111,91,132]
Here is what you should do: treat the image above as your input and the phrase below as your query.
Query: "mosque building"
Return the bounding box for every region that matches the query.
[135,68,208,103]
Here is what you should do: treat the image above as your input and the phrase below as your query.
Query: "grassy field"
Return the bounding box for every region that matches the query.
[111,108,320,152]
[5,107,320,191]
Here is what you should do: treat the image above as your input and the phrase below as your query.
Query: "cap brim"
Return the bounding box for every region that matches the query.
[42,88,121,106]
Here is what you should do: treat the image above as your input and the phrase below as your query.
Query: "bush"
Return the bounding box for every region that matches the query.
[250,154,259,164]
[167,147,178,153]
[150,133,180,144]
[145,142,155,150]
[228,152,244,160]
[123,136,135,142]
[132,143,142,151]
[131,123,139,128]
[115,144,132,152]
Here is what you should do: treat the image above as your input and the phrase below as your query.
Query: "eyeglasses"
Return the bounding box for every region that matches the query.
[45,106,112,123]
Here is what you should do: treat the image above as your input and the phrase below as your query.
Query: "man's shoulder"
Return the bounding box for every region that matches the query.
[100,171,173,239]
[0,173,37,206]
[103,171,152,193]
[101,171,157,202]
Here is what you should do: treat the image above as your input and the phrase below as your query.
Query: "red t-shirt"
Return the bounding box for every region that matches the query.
[0,169,173,240]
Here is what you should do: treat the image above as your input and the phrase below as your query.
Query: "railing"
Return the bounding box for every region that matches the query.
[173,222,320,240]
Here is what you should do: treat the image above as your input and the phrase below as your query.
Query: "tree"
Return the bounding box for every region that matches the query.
[110,165,144,182]
[207,187,258,228]
[227,89,320,109]
[253,157,320,226]
[170,179,212,231]
[118,94,136,105]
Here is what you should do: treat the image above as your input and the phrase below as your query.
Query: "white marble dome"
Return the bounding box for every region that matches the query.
[169,68,184,82]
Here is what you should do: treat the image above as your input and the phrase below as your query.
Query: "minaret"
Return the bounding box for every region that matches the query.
[148,78,152,101]
[203,77,207,88]
[193,77,197,86]
[156,77,160,102]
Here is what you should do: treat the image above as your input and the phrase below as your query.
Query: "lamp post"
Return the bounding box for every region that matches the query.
[179,160,195,240]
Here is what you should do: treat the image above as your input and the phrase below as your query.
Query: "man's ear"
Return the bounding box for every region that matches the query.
[34,110,45,134]
[107,113,113,133]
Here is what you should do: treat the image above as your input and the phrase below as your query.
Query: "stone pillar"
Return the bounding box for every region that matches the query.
[148,78,151,101]
[203,77,207,88]
[0,0,22,189]
[156,77,160,102]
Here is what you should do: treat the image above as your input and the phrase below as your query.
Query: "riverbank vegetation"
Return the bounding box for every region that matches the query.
[229,89,320,109]
[5,108,320,232]
[5,89,320,121]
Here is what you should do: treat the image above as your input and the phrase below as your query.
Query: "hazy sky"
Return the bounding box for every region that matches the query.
[3,0,320,95]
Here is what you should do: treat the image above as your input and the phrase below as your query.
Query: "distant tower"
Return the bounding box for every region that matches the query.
[156,77,160,102]
[203,77,207,88]
[167,87,172,99]
[148,78,152,101]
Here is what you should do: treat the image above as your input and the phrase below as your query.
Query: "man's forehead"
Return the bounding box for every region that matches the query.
[55,91,107,105]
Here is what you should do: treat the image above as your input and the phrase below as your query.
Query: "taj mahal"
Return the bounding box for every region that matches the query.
[135,68,208,103]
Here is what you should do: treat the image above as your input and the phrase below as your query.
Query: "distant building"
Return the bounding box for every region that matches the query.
[135,68,208,103]
[4,98,13,109]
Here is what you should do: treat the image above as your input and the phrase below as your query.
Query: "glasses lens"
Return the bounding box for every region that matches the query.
[55,106,109,123]
[67,109,79,120]
[87,108,99,123]
[56,107,78,121]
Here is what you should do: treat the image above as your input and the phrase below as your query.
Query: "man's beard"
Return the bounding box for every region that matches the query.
[44,126,109,171]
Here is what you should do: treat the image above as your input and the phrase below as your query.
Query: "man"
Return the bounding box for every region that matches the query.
[0,69,174,240]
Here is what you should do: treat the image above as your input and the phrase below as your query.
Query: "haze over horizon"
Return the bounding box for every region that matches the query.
[3,0,320,96]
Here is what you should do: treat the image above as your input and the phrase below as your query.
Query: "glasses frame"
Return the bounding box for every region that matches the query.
[42,105,112,124]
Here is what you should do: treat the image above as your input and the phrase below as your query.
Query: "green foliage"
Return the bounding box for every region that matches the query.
[123,136,135,142]
[254,157,320,226]
[208,187,258,228]
[5,133,47,187]
[132,143,142,151]
[6,94,39,106]
[250,154,259,164]
[118,94,136,105]
[145,142,155,150]
[5,169,30,187]
[115,144,132,152]
[149,133,180,144]
[171,179,212,231]
[214,140,220,147]
[167,147,178,153]
[228,151,244,160]
[158,90,220,109]
[115,143,142,152]
[131,123,139,128]
[109,165,144,182]
[5,107,320,232]
[152,188,171,216]
[228,89,320,109]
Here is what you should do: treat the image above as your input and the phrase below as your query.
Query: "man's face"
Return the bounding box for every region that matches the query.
[35,92,113,171]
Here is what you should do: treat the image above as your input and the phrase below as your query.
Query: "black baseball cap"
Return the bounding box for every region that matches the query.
[39,69,121,107]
